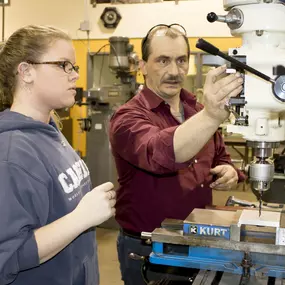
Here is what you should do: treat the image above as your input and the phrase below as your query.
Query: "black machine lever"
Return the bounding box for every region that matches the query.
[207,12,219,23]
[196,38,275,84]
[274,65,285,76]
[196,38,285,102]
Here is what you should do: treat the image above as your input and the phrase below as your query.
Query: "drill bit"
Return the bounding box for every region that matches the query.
[259,191,263,217]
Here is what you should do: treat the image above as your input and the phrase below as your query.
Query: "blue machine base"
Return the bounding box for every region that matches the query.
[150,241,285,279]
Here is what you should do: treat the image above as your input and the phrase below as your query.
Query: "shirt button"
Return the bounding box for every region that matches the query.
[194,159,198,163]
[201,184,204,188]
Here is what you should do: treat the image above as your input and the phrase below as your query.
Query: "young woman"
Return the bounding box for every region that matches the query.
[0,25,116,285]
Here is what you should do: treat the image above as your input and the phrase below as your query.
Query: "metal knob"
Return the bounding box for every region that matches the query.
[207,12,218,23]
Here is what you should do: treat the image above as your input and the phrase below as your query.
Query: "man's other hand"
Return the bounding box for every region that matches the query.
[210,165,238,190]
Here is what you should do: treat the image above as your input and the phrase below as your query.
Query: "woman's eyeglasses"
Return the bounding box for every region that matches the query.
[27,60,79,74]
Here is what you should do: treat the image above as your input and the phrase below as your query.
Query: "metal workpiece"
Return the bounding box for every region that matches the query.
[183,209,239,239]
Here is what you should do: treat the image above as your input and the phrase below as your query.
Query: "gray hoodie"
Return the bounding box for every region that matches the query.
[0,110,99,285]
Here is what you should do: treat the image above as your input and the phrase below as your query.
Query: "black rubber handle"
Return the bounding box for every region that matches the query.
[196,38,219,55]
[207,12,218,23]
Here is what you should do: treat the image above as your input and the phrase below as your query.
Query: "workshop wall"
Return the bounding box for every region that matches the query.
[2,0,232,39]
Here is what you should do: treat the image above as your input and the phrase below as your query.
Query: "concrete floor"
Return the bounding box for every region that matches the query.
[97,228,123,285]
[96,181,258,285]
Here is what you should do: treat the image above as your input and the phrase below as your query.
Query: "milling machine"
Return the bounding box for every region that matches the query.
[83,36,139,209]
[85,36,139,113]
[137,1,285,284]
[196,0,285,216]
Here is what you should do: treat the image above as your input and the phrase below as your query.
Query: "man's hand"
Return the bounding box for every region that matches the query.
[210,165,238,190]
[203,65,243,123]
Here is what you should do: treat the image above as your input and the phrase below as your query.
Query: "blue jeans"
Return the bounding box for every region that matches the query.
[117,230,196,285]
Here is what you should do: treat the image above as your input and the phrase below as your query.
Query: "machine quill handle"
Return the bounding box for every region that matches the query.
[196,38,276,84]
[196,38,220,55]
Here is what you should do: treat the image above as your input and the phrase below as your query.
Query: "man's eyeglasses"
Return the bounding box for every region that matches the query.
[142,24,187,49]
[27,60,79,74]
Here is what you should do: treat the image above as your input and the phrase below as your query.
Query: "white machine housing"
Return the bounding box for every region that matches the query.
[204,0,285,193]
[224,0,285,143]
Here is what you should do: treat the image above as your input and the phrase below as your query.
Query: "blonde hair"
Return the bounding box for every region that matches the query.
[0,25,71,112]
[50,110,63,131]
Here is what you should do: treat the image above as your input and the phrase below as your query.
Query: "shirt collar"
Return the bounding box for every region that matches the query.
[140,87,197,110]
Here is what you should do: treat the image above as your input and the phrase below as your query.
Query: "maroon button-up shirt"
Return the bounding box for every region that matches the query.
[109,87,245,232]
